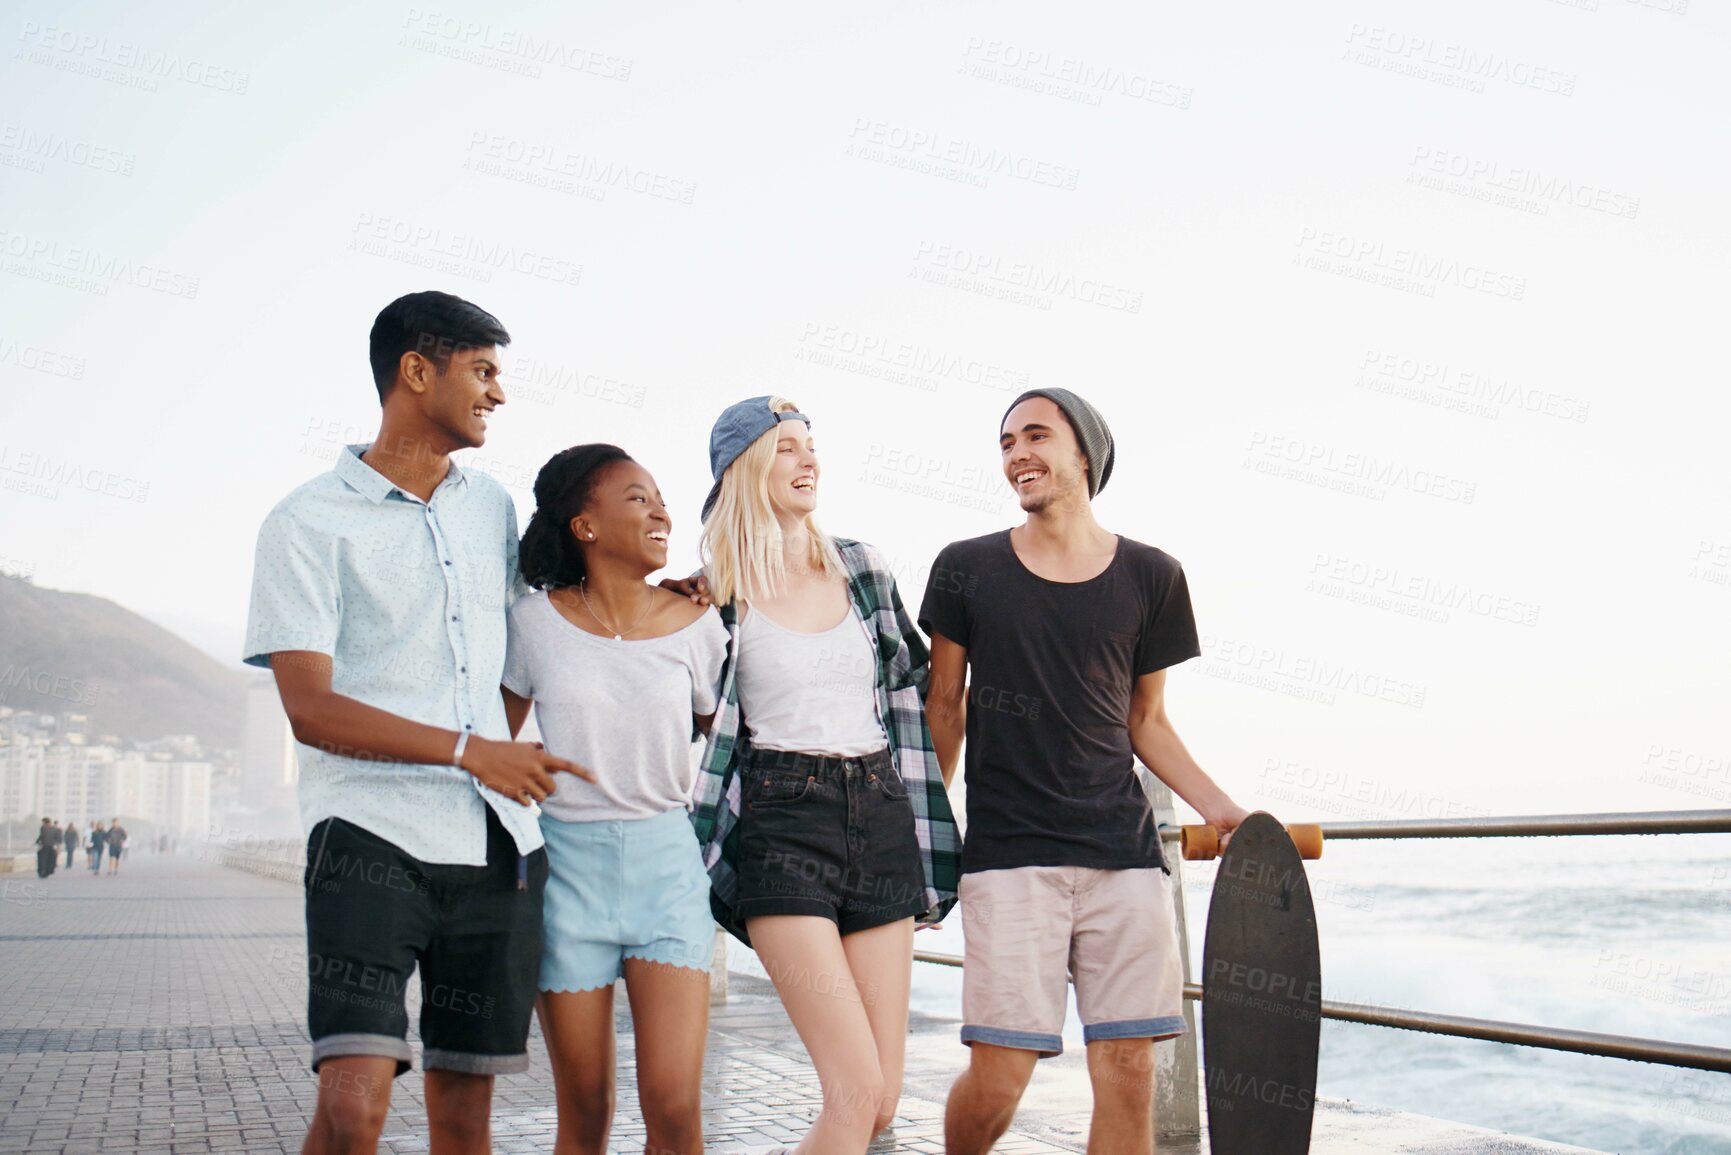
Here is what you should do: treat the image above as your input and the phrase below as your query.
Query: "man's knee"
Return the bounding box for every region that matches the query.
[962,1043,1039,1111]
[1088,1038,1157,1103]
[315,1064,392,1143]
[425,1068,495,1141]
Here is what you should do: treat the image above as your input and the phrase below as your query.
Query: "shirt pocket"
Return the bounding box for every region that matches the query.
[1084,625,1139,685]
[746,771,817,810]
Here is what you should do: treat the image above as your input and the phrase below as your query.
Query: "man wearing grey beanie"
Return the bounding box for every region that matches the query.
[919,389,1249,1154]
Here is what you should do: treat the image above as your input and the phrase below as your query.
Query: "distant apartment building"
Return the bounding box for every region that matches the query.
[242,675,297,792]
[0,708,212,834]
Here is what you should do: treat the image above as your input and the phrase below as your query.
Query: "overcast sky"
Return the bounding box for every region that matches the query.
[4,0,1727,818]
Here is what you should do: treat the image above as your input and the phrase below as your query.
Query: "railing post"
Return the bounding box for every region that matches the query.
[1140,768,1202,1139]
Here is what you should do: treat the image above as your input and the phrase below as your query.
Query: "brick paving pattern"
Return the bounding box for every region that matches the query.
[0,855,1605,1154]
[0,855,1081,1154]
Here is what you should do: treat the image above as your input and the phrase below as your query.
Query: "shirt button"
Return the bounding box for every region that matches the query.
[444,560,452,566]
[460,666,467,673]
[451,615,459,622]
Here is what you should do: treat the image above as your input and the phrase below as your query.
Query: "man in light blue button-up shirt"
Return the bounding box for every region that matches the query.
[243,291,590,1154]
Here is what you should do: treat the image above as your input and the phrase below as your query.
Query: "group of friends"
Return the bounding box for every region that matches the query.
[33,817,127,877]
[243,291,1251,1155]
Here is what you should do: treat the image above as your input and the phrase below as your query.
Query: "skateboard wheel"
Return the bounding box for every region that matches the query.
[1181,825,1219,861]
[1287,823,1323,860]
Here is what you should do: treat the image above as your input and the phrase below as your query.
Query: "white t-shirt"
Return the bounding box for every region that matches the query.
[502,590,729,822]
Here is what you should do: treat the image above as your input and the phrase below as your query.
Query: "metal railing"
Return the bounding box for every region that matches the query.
[916,808,1731,1076]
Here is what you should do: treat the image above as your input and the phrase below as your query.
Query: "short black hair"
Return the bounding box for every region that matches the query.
[368,291,511,402]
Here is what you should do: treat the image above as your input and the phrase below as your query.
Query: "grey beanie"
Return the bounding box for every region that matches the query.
[1001,388,1115,497]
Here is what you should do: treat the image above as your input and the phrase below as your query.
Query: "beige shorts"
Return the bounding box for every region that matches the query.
[959,865,1186,1056]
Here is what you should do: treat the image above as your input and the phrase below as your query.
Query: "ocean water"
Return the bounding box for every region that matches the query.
[730,833,1731,1153]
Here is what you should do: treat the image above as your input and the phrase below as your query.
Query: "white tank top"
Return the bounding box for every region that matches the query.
[734,602,889,757]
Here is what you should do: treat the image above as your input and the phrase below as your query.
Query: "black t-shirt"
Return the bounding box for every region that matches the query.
[918,530,1200,875]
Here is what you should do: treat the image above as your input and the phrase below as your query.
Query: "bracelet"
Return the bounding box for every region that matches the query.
[452,731,470,769]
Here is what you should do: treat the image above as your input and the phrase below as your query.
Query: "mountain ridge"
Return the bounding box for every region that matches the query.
[0,576,246,751]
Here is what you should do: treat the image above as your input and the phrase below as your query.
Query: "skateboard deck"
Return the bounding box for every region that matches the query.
[1200,811,1322,1154]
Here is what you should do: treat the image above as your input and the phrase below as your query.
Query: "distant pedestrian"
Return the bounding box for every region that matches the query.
[159,833,170,855]
[88,823,107,873]
[106,819,127,875]
[35,818,57,878]
[63,823,78,869]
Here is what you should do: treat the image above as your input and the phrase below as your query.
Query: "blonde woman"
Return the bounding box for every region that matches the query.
[686,396,960,1154]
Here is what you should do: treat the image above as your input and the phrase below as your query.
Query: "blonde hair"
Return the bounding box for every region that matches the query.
[701,396,845,606]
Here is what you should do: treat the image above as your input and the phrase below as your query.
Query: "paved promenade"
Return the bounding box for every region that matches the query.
[0,854,1602,1154]
[0,853,1074,1154]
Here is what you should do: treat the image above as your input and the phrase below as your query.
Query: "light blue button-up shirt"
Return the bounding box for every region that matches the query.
[243,442,542,865]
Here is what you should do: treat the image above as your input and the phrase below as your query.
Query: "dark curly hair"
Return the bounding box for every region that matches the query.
[518,444,635,589]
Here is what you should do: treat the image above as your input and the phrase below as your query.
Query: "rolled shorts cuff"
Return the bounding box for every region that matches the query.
[1082,1015,1188,1044]
[960,1024,1064,1057]
[310,1033,413,1076]
[422,1047,530,1075]
[734,896,837,924]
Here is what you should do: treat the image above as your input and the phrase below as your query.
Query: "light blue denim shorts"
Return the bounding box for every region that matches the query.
[538,807,716,993]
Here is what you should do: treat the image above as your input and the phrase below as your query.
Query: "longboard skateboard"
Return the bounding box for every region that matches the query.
[1193,812,1324,1154]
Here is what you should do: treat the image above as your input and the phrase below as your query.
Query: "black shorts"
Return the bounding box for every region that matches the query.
[732,746,928,936]
[302,807,549,1077]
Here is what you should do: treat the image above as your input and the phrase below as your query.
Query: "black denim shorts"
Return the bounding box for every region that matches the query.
[302,806,548,1077]
[732,745,928,936]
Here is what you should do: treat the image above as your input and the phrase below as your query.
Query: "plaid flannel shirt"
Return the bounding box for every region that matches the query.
[691,537,962,944]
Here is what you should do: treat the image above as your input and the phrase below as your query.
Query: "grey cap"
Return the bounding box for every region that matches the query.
[702,396,812,520]
[1001,388,1115,497]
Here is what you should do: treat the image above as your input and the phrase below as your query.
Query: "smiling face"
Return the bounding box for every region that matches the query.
[570,458,672,575]
[437,345,506,450]
[389,344,507,453]
[765,419,820,520]
[1000,395,1090,513]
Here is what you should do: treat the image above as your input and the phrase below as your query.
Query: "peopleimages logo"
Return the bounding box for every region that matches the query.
[911,241,1143,313]
[1408,146,1639,220]
[958,37,1193,110]
[0,123,136,175]
[1244,431,1478,505]
[1294,228,1525,301]
[1356,348,1590,424]
[347,213,582,287]
[399,8,631,80]
[0,229,200,299]
[1198,632,1428,709]
[462,132,695,204]
[1343,24,1577,96]
[15,21,251,94]
[846,118,1081,190]
[0,446,149,502]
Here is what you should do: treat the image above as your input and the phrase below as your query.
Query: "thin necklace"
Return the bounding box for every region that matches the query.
[575,581,655,641]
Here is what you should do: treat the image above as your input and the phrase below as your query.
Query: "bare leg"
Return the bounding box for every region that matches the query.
[944,1043,1038,1155]
[539,987,618,1155]
[1084,1038,1154,1155]
[747,915,884,1155]
[426,1069,494,1155]
[838,919,914,1137]
[301,1055,397,1155]
[622,958,710,1155]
